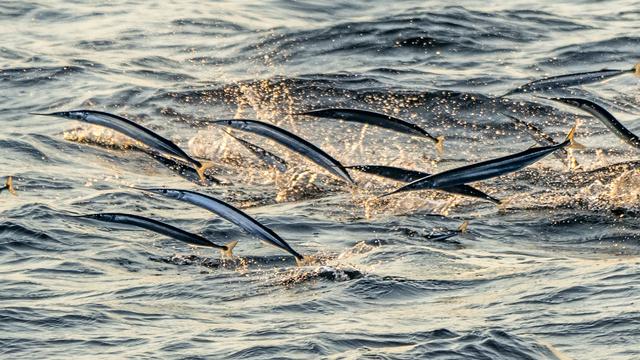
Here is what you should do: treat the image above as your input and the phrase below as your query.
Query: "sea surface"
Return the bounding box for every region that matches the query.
[1,1,640,359]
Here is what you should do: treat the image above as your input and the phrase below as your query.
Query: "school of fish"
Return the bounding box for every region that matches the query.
[9,63,638,264]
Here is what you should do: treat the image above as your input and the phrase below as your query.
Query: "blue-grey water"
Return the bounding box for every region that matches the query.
[1,1,640,359]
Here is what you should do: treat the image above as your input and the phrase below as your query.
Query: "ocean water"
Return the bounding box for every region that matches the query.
[1,1,640,359]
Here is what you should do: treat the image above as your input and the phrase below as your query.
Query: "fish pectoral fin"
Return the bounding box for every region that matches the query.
[6,177,16,196]
[295,255,316,267]
[435,136,445,155]
[220,240,238,258]
[457,220,469,233]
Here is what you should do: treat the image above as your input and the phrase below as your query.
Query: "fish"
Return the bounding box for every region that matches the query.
[0,176,16,195]
[382,125,581,197]
[501,113,577,167]
[211,119,353,184]
[141,148,224,186]
[226,132,288,173]
[502,64,639,97]
[542,97,640,150]
[295,108,444,153]
[31,110,211,181]
[76,212,236,257]
[347,165,500,204]
[136,188,308,264]
[427,221,469,242]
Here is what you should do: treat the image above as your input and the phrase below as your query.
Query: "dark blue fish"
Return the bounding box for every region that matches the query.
[226,132,288,173]
[31,110,211,181]
[296,108,443,152]
[427,221,468,242]
[212,119,353,184]
[142,148,223,186]
[347,165,500,204]
[543,97,640,150]
[383,126,579,197]
[77,213,236,256]
[502,65,637,97]
[137,188,308,264]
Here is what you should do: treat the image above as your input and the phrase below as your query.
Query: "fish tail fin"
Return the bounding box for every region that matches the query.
[220,240,238,258]
[435,136,445,155]
[569,156,579,170]
[565,125,585,150]
[295,255,315,267]
[195,161,215,183]
[634,63,640,76]
[5,177,16,195]
[497,197,512,212]
[457,220,469,233]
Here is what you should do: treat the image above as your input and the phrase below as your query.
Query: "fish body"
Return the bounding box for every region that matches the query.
[297,108,442,147]
[545,97,640,150]
[503,68,633,97]
[32,110,210,180]
[227,132,288,173]
[0,176,16,195]
[347,165,500,204]
[384,126,577,196]
[138,188,304,261]
[77,212,235,255]
[212,119,353,184]
[142,148,223,186]
[427,221,469,242]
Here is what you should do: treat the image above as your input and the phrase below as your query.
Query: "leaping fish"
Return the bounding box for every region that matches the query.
[31,110,211,181]
[542,97,640,150]
[295,108,444,153]
[382,125,581,197]
[226,132,288,173]
[501,113,577,167]
[137,188,308,264]
[502,63,639,97]
[76,213,237,257]
[212,119,353,184]
[427,221,469,242]
[347,165,500,204]
[141,148,223,186]
[0,177,16,195]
